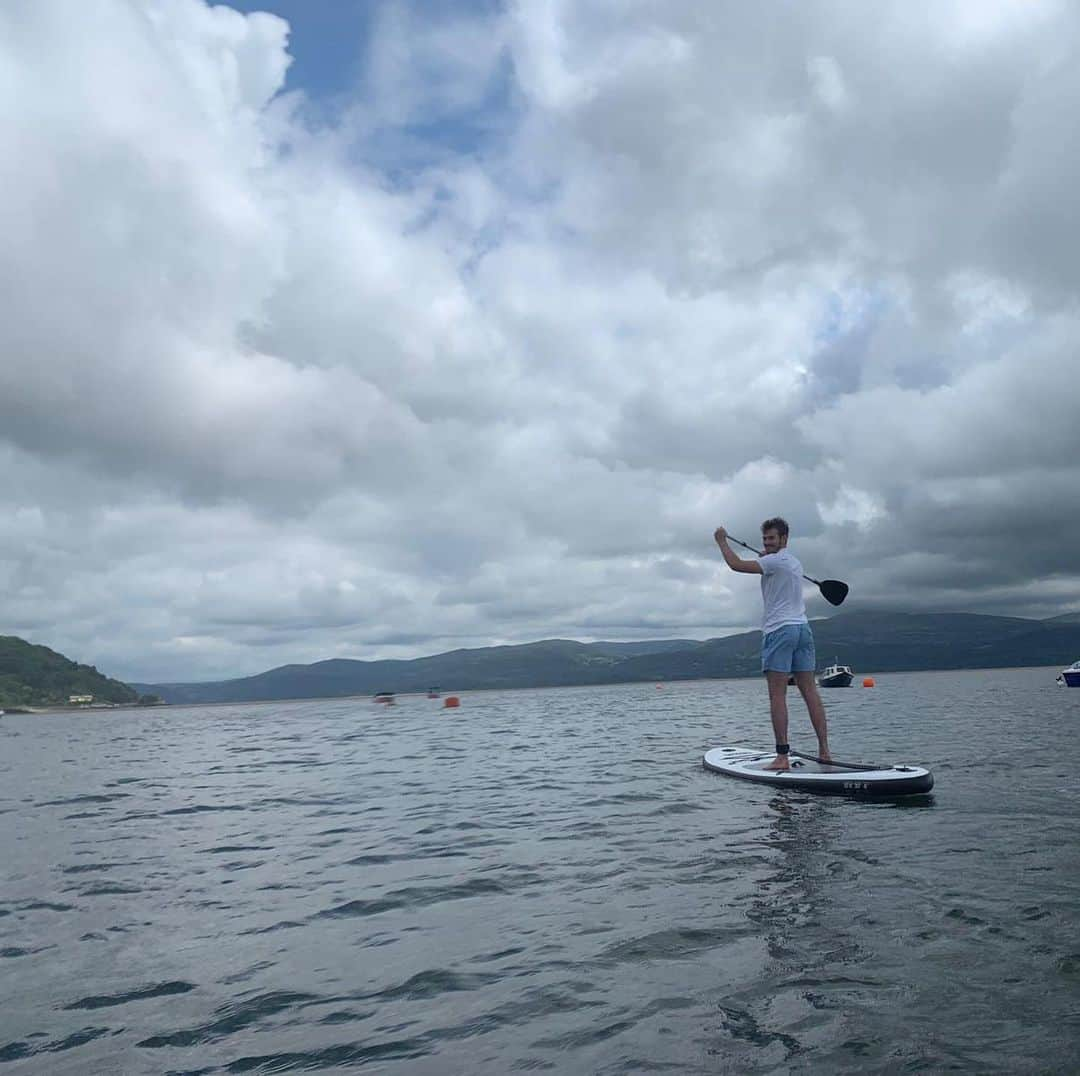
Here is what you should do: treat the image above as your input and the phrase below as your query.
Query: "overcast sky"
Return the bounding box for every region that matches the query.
[3,0,1080,683]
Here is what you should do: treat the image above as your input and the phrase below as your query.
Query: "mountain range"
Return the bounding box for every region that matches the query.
[133,610,1080,705]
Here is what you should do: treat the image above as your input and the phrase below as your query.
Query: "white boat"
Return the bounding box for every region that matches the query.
[818,660,854,688]
[1060,660,1080,687]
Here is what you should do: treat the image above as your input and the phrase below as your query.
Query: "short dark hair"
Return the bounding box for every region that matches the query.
[761,517,789,538]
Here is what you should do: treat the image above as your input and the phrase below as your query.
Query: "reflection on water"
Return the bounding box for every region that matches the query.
[1,668,1078,1074]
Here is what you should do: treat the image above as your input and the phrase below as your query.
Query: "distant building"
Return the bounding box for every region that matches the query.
[69,694,93,705]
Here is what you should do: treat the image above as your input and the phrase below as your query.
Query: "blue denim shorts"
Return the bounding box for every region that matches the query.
[761,622,816,674]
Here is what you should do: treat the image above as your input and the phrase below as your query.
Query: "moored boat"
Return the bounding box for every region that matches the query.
[1060,660,1080,687]
[818,660,854,688]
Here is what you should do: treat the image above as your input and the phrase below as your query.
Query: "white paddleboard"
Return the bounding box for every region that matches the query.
[703,746,933,797]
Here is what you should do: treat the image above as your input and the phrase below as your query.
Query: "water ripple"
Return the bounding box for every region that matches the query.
[63,981,197,1010]
[1,671,1079,1074]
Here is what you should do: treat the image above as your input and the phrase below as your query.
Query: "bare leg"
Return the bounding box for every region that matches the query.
[764,671,790,770]
[794,671,831,760]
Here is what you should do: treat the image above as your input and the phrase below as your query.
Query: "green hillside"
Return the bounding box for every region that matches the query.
[135,611,1080,705]
[0,636,141,709]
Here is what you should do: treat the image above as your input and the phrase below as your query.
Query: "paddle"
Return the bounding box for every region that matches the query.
[790,750,889,771]
[728,744,893,771]
[727,536,849,607]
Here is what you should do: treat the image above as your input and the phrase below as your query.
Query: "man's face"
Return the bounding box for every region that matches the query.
[761,528,784,554]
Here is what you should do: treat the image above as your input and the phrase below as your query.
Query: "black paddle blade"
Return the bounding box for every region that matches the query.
[819,580,849,606]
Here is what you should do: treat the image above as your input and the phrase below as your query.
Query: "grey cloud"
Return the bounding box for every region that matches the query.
[2,0,1079,683]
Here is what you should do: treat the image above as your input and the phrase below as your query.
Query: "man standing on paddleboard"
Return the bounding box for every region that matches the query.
[713,518,831,771]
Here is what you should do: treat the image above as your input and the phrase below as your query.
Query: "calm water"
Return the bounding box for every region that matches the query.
[2,668,1079,1074]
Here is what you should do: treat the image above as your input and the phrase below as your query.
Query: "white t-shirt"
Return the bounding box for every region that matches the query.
[758,549,808,634]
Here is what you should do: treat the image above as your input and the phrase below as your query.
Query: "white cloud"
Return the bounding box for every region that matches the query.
[1,0,1079,682]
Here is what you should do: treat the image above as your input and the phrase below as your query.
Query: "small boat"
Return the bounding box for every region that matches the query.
[818,660,854,688]
[1060,660,1080,687]
[426,686,441,699]
[373,692,396,705]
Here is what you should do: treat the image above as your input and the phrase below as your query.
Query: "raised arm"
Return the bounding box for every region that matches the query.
[714,527,763,574]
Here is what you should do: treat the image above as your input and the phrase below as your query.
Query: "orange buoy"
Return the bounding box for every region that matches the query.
[862,677,875,688]
[443,696,460,708]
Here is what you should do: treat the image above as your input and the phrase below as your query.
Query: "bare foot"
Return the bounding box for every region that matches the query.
[763,757,790,771]
[818,748,833,763]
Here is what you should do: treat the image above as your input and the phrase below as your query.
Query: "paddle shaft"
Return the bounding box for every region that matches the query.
[729,744,891,771]
[727,535,824,584]
[791,750,889,771]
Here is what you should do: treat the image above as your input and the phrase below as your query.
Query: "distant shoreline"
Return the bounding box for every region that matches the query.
[1,701,166,716]
[6,663,1070,715]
